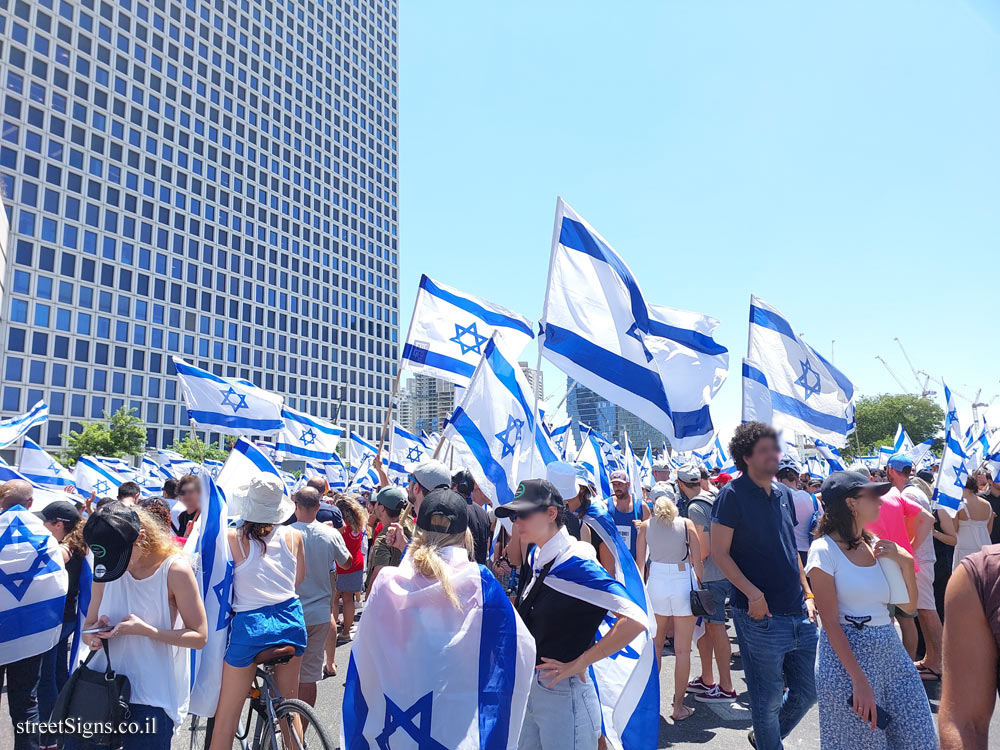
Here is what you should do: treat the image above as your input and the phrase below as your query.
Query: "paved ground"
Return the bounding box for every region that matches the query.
[1,617,985,749]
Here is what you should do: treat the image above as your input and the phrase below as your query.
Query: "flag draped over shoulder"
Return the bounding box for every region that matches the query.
[173,357,284,435]
[402,274,535,387]
[18,437,75,489]
[539,198,728,451]
[343,549,535,749]
[275,406,343,461]
[185,472,233,717]
[0,400,49,449]
[0,505,69,664]
[746,296,855,445]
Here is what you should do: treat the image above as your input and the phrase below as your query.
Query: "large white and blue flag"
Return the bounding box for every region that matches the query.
[347,455,380,493]
[540,199,728,451]
[442,338,558,509]
[0,504,69,665]
[894,424,914,454]
[402,274,535,387]
[73,456,126,498]
[349,432,379,470]
[18,437,75,489]
[387,423,429,476]
[813,438,846,472]
[747,296,855,445]
[185,472,231,717]
[0,400,49,449]
[173,357,284,436]
[343,550,536,749]
[216,438,286,505]
[577,426,613,499]
[934,383,971,516]
[548,418,573,460]
[275,406,343,462]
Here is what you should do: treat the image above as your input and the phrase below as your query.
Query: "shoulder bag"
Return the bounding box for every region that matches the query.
[683,521,717,618]
[49,638,131,728]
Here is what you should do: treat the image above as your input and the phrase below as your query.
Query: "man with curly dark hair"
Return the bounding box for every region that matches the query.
[711,421,818,749]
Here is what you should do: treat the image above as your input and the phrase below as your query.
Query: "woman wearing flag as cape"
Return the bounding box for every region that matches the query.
[497,478,652,750]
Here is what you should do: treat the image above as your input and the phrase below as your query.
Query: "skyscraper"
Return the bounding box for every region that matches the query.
[0,0,399,457]
[566,380,666,451]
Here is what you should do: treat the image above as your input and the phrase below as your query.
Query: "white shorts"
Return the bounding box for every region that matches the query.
[647,562,693,617]
[915,559,935,611]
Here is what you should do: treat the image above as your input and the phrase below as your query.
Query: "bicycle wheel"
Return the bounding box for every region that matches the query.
[187,714,207,750]
[261,698,335,750]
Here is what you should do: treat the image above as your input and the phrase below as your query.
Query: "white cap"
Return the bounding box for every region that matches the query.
[546,461,579,501]
[649,481,676,502]
[676,463,701,484]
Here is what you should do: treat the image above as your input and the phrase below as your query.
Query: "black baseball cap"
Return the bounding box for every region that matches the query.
[35,500,82,527]
[83,501,141,582]
[416,488,469,534]
[494,479,565,519]
[820,471,891,507]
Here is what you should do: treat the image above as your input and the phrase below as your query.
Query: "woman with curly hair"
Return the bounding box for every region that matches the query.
[333,494,369,641]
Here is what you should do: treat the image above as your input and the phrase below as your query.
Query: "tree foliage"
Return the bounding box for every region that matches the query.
[841,393,944,461]
[62,406,147,466]
[168,434,230,463]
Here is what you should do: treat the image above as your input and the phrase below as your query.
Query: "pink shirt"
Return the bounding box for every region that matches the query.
[866,487,923,570]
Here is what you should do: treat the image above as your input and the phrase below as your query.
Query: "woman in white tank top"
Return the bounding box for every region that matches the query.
[76,502,207,750]
[210,473,306,750]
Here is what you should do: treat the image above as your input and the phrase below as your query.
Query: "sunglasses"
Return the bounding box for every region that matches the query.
[511,507,545,521]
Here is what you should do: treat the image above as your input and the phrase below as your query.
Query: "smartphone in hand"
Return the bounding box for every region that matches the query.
[847,696,891,730]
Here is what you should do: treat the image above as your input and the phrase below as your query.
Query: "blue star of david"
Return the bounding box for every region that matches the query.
[300,427,317,447]
[46,460,58,472]
[449,322,488,356]
[947,408,958,427]
[219,386,249,414]
[0,516,62,601]
[93,479,111,496]
[625,322,654,363]
[376,692,448,750]
[495,415,524,459]
[953,460,970,491]
[594,615,639,660]
[794,359,822,400]
[406,445,423,462]
[213,561,234,631]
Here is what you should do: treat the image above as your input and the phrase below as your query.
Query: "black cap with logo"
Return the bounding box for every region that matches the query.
[820,471,891,507]
[35,500,82,528]
[416,488,469,535]
[493,479,565,519]
[83,501,141,582]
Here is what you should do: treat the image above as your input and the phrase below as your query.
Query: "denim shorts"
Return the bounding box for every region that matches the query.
[225,597,307,668]
[702,579,731,624]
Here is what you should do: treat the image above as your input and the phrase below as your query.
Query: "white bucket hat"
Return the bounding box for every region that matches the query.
[233,473,294,524]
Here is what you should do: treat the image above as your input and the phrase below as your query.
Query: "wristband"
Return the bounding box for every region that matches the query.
[805,593,815,600]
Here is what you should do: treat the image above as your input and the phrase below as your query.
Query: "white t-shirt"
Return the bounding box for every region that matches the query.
[805,534,891,627]
[791,489,821,552]
[902,485,935,563]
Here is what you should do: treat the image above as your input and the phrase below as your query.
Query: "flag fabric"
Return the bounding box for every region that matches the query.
[173,357,284,435]
[155,449,200,478]
[18,437,75,489]
[202,459,224,479]
[638,442,653,489]
[812,438,846,472]
[73,456,126,498]
[347,455,380,493]
[401,274,535,387]
[741,359,774,425]
[0,400,49,449]
[387,423,429,476]
[0,505,69,665]
[68,552,93,669]
[349,432,378,470]
[539,198,728,451]
[549,418,573,460]
[747,296,855,445]
[577,427,613,500]
[325,454,348,491]
[342,550,536,749]
[934,383,970,517]
[623,436,645,509]
[185,472,232,717]
[216,438,285,504]
[275,406,343,461]
[441,338,556,509]
[894,424,914,454]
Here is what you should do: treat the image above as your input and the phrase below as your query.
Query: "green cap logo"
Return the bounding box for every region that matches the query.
[91,544,106,558]
[514,483,525,499]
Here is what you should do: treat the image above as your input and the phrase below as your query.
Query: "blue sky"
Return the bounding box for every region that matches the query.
[396,1,1000,437]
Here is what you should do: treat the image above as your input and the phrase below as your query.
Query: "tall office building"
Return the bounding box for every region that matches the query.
[518,360,543,402]
[0,0,400,457]
[566,380,666,452]
[405,373,454,434]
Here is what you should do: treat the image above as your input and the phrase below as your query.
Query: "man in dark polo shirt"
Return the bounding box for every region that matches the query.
[711,421,818,750]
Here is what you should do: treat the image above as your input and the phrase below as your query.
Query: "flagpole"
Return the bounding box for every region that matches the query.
[744,294,753,424]
[188,419,206,465]
[376,282,423,464]
[553,379,577,412]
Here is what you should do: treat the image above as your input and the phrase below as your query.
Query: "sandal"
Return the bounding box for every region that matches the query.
[322,665,337,679]
[916,665,941,682]
[671,704,695,722]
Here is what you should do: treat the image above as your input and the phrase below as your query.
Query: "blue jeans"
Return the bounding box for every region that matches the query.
[518,673,602,749]
[38,620,76,725]
[0,653,42,750]
[733,609,818,750]
[60,703,174,750]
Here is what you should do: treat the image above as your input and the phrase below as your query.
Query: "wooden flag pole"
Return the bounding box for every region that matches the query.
[375,367,403,460]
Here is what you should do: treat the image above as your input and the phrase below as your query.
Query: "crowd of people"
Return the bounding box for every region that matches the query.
[3,420,1000,748]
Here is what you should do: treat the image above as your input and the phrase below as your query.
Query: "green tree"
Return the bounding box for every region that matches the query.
[842,393,945,461]
[62,406,147,466]
[168,434,230,463]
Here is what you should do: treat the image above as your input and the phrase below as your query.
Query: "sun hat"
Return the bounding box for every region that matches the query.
[233,473,294,524]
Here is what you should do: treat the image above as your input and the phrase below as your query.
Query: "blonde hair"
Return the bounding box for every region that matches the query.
[132,507,184,562]
[337,495,369,534]
[652,495,679,523]
[408,528,474,610]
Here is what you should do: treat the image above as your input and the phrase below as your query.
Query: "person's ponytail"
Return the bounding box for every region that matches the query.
[408,528,473,610]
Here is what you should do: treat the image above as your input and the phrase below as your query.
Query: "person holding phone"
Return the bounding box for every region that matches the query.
[806,471,936,749]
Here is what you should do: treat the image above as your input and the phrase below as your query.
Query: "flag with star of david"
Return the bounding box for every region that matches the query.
[185,470,232,717]
[401,274,535,387]
[275,405,344,461]
[173,357,285,436]
[342,547,536,749]
[18,437,75,490]
[746,295,856,446]
[934,382,973,517]
[216,437,288,506]
[386,422,429,479]
[325,453,349,491]
[73,456,127,498]
[441,338,559,509]
[0,504,69,665]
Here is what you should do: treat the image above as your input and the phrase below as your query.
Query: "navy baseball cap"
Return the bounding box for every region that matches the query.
[820,471,891,507]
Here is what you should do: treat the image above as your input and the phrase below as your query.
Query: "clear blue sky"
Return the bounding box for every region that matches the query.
[396,1,1000,438]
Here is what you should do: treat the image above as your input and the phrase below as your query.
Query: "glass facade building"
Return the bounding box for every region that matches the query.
[566,380,667,452]
[0,0,399,455]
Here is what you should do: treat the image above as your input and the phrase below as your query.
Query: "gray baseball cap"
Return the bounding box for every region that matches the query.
[676,463,701,484]
[406,459,452,492]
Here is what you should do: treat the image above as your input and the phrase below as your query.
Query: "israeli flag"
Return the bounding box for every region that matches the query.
[0,400,49,449]
[813,438,846,472]
[325,454,348,491]
[18,437,75,489]
[216,438,286,504]
[349,432,379,470]
[549,418,573,460]
[540,199,728,451]
[909,439,935,469]
[275,406,343,461]
[747,296,855,445]
[638,442,653,489]
[934,383,970,517]
[173,357,284,435]
[74,456,126,498]
[254,441,282,464]
[202,459,224,479]
[68,553,93,669]
[577,426,613,499]
[343,549,536,749]
[348,455,380,492]
[185,471,232,717]
[402,274,535,387]
[441,338,556,509]
[387,423,428,476]
[153,449,198,478]
[0,505,69,665]
[894,424,914,454]
[623,436,645,508]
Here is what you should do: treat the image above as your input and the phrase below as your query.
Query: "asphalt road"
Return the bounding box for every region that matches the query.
[1,617,988,749]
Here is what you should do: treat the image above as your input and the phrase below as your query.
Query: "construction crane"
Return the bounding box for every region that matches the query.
[918,373,995,427]
[894,338,935,398]
[875,355,912,394]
